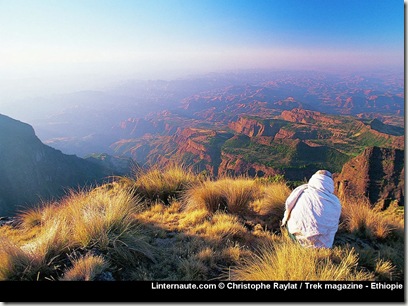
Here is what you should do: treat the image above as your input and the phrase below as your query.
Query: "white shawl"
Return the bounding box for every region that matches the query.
[281,172,342,248]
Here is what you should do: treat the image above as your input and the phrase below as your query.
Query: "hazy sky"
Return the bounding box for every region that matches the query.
[0,0,404,97]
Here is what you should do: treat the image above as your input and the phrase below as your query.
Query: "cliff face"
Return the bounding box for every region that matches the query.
[280,108,342,125]
[228,117,275,137]
[335,146,404,207]
[0,114,114,216]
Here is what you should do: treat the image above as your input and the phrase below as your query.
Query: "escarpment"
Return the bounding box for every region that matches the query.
[335,146,404,208]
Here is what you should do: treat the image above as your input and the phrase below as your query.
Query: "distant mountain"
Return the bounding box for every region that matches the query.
[179,72,404,120]
[19,70,403,160]
[0,114,125,216]
[85,153,137,177]
[112,108,403,181]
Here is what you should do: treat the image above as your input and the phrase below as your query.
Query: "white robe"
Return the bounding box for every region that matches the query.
[281,173,342,248]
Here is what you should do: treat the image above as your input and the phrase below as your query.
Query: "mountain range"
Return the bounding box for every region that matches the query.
[12,70,402,157]
[0,70,404,214]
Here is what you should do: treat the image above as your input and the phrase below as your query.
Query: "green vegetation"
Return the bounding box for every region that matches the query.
[222,135,251,149]
[352,130,392,149]
[0,164,403,282]
[223,138,348,173]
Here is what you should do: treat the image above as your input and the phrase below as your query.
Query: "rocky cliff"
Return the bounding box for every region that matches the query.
[335,146,404,208]
[228,117,270,137]
[0,114,115,216]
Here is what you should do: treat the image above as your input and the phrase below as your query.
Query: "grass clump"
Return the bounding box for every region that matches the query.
[0,186,154,280]
[0,238,35,281]
[130,164,200,204]
[183,177,261,215]
[228,237,374,281]
[339,196,404,242]
[61,254,110,281]
[334,195,404,280]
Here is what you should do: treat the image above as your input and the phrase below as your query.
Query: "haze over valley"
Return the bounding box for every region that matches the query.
[4,69,404,155]
[0,68,404,211]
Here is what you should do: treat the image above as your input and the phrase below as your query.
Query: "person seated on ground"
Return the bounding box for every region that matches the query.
[281,169,342,248]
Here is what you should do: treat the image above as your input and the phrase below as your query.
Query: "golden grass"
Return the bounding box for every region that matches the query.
[64,188,155,263]
[17,198,65,229]
[183,179,227,212]
[339,196,404,241]
[190,212,248,243]
[61,254,110,281]
[178,208,210,229]
[374,259,396,281]
[0,186,155,280]
[1,167,404,282]
[21,218,70,265]
[131,164,200,204]
[221,179,261,214]
[183,177,262,215]
[250,182,291,230]
[183,178,290,235]
[0,238,34,280]
[0,230,65,281]
[253,182,291,216]
[133,197,255,281]
[228,237,374,281]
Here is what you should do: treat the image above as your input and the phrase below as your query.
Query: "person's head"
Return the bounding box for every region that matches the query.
[308,169,334,193]
[316,169,332,179]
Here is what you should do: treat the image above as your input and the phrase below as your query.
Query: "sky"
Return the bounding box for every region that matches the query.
[0,0,405,98]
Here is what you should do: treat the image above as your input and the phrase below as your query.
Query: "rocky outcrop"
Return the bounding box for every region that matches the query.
[0,114,114,216]
[335,146,404,208]
[274,129,296,139]
[172,128,215,162]
[280,108,341,125]
[228,117,274,137]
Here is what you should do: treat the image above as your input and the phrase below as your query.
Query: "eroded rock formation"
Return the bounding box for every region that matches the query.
[335,146,404,208]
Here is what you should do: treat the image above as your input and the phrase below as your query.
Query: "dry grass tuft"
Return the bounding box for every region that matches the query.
[339,196,404,241]
[2,186,155,280]
[61,254,110,281]
[183,180,227,213]
[190,212,248,243]
[64,187,155,263]
[253,182,291,216]
[228,237,374,281]
[374,259,396,281]
[183,177,262,215]
[251,182,291,229]
[0,238,34,280]
[131,164,200,204]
